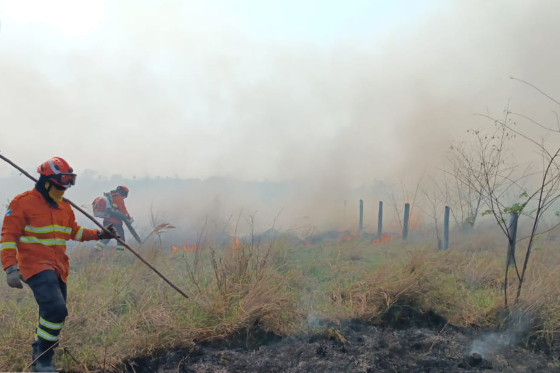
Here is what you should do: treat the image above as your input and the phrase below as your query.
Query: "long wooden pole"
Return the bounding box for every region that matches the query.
[0,153,189,299]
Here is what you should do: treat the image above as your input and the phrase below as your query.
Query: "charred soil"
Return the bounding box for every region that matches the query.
[118,309,560,373]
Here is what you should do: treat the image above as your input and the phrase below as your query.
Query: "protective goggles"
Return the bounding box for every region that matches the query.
[50,173,77,189]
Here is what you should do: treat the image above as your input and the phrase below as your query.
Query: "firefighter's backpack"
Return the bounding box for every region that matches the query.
[92,193,113,218]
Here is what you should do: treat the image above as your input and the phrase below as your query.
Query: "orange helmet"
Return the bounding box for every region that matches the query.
[37,157,76,188]
[116,185,129,197]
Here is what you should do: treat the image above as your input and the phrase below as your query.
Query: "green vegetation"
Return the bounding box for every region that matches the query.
[1,232,560,372]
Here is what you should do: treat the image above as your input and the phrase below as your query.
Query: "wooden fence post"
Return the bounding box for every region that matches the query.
[377,201,383,238]
[403,203,410,240]
[443,206,450,250]
[507,212,519,268]
[359,199,364,232]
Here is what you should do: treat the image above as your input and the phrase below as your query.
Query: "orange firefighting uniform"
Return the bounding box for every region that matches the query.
[1,188,99,282]
[94,190,131,251]
[104,191,132,225]
[1,187,100,366]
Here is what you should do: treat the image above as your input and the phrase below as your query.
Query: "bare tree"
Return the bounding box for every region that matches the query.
[445,139,487,232]
[418,174,450,249]
[454,82,560,304]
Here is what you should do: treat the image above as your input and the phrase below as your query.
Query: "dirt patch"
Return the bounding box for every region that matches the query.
[120,311,560,373]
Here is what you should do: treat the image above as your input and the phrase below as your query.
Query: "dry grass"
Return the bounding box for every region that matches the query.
[331,241,503,327]
[0,236,300,372]
[3,230,560,371]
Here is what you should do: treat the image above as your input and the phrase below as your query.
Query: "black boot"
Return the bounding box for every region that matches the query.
[31,341,40,368]
[32,340,57,372]
[34,360,57,372]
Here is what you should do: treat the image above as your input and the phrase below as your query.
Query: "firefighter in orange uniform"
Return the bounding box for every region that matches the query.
[1,157,117,372]
[94,185,132,251]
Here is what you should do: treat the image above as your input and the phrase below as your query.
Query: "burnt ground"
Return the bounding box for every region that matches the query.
[120,309,560,373]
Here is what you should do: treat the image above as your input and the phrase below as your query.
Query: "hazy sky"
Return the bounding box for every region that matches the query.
[1,0,559,186]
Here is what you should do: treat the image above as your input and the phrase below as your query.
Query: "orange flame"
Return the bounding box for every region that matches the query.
[182,244,197,252]
[171,244,197,252]
[372,234,392,245]
[231,237,240,252]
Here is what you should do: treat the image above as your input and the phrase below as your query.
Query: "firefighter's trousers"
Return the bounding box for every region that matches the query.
[27,270,68,363]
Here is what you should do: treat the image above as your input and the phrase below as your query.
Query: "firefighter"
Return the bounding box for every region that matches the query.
[1,157,118,372]
[94,185,133,251]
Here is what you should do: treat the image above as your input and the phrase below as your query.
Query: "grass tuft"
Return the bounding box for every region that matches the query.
[2,231,560,371]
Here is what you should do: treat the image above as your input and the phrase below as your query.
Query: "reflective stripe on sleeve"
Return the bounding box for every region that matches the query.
[0,242,17,250]
[19,236,66,246]
[74,227,84,241]
[25,225,72,235]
